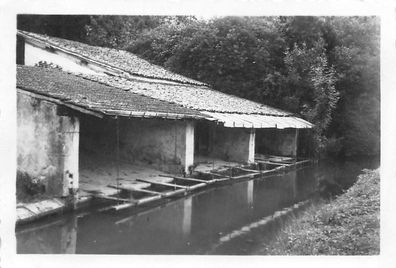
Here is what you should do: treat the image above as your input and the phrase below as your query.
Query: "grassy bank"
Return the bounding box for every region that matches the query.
[255,168,380,255]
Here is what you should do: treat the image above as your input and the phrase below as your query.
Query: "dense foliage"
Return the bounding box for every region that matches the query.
[17,15,90,42]
[17,15,380,158]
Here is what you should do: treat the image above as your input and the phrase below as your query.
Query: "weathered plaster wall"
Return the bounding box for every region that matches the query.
[210,125,254,163]
[24,42,102,75]
[120,118,194,174]
[79,116,194,174]
[22,40,180,85]
[255,128,298,157]
[17,92,79,198]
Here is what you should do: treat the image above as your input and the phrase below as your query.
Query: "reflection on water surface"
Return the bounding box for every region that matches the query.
[16,158,379,254]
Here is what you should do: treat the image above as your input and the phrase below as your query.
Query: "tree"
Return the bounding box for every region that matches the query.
[127,16,202,65]
[127,15,379,157]
[17,15,90,42]
[327,17,380,156]
[128,16,287,105]
[283,39,339,155]
[84,16,167,49]
[17,15,380,158]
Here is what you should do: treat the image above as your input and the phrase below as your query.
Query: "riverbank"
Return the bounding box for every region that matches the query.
[254,168,380,255]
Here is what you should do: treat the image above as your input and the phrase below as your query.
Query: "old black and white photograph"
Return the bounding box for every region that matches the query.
[1,0,395,267]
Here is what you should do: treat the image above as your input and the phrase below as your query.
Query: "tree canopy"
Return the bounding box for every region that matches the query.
[17,15,380,158]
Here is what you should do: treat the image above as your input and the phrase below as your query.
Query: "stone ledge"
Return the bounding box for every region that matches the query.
[16,198,66,224]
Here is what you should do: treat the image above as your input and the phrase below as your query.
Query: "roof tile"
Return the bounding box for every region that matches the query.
[16,65,205,118]
[19,30,205,86]
[77,73,291,116]
[18,31,302,119]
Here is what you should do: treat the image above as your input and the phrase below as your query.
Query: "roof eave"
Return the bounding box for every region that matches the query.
[17,87,105,118]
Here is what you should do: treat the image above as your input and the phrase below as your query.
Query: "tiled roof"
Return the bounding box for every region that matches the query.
[16,65,206,119]
[18,30,292,116]
[202,112,313,128]
[76,73,291,116]
[17,31,312,127]
[18,30,205,86]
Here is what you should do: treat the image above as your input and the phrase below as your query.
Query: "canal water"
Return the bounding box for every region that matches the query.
[16,158,379,254]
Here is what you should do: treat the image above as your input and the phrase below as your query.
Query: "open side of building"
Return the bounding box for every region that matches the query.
[17,66,203,203]
[16,30,313,222]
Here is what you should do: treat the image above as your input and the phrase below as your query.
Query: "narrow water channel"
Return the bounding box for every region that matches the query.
[16,158,379,254]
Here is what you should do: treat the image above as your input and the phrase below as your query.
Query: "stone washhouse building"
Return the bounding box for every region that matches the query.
[16,30,312,219]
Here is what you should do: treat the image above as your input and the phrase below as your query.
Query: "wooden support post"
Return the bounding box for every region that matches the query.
[184,121,195,174]
[61,116,79,208]
[248,128,256,163]
[293,128,299,158]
